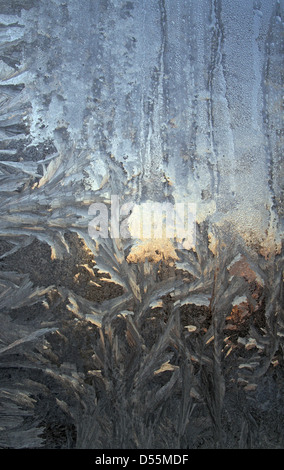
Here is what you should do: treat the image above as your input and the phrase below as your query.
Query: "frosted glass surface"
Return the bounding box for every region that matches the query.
[0,0,283,449]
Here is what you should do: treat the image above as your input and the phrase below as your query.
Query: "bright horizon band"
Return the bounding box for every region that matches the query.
[88,196,196,247]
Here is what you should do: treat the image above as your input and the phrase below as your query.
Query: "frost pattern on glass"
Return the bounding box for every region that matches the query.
[0,0,283,449]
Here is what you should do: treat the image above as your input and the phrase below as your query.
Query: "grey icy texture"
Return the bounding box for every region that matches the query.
[0,0,283,448]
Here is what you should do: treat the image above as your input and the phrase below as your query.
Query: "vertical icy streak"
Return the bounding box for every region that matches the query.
[188,0,213,203]
[140,0,167,200]
[163,0,222,212]
[208,0,236,202]
[212,0,251,214]
[160,0,198,200]
[212,0,279,244]
[252,2,263,132]
[262,0,284,221]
